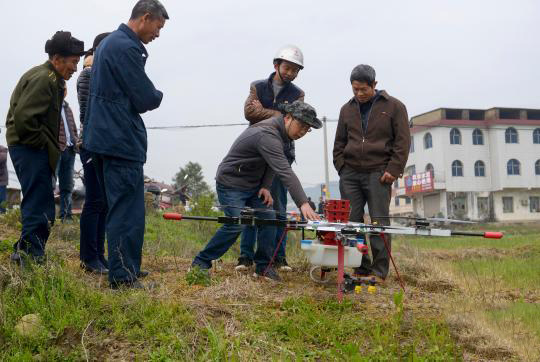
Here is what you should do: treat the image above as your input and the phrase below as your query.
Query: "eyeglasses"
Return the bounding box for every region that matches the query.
[296,120,311,132]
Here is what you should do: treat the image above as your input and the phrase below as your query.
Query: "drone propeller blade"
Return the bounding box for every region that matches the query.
[427,217,476,224]
[216,204,276,213]
[372,215,476,224]
[163,213,218,222]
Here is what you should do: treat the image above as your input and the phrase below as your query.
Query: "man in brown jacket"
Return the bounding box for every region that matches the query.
[333,64,410,283]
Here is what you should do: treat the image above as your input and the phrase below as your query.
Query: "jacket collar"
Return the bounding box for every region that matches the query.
[273,115,291,142]
[44,61,65,86]
[118,23,148,56]
[348,89,389,105]
[267,72,290,93]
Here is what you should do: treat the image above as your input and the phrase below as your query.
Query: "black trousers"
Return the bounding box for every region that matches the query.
[94,154,145,283]
[79,148,107,264]
[339,167,392,278]
[9,145,55,257]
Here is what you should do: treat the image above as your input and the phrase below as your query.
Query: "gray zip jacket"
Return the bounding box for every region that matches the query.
[216,116,308,207]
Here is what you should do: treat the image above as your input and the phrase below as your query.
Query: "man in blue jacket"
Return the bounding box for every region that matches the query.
[84,0,169,289]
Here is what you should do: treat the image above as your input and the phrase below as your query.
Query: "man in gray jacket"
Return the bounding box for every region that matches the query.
[192,101,321,282]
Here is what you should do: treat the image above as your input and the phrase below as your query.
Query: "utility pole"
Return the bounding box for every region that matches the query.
[323,116,330,200]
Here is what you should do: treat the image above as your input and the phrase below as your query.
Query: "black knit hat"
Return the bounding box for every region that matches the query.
[45,31,85,57]
[91,32,111,53]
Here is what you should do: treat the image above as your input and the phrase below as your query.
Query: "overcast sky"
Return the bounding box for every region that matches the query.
[1,0,539,190]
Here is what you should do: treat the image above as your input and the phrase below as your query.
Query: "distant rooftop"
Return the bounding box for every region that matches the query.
[411,107,540,128]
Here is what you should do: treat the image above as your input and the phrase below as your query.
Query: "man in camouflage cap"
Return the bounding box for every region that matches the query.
[5,31,84,265]
[192,100,321,282]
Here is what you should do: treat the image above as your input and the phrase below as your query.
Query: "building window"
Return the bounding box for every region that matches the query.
[528,110,540,120]
[536,160,540,175]
[451,160,463,176]
[507,159,520,175]
[474,160,485,177]
[405,197,411,205]
[502,197,513,213]
[450,128,461,145]
[445,109,462,119]
[425,163,434,175]
[534,128,540,144]
[410,136,414,153]
[500,109,521,119]
[405,165,416,176]
[393,179,399,188]
[472,129,484,145]
[423,133,433,149]
[505,127,518,144]
[531,197,540,213]
[395,198,400,206]
[469,110,485,120]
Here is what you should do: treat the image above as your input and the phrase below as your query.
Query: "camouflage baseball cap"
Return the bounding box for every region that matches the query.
[281,100,322,129]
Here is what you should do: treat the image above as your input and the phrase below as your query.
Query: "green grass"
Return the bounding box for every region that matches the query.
[453,253,540,291]
[403,221,540,358]
[0,209,465,361]
[396,222,540,251]
[489,301,540,339]
[0,267,461,361]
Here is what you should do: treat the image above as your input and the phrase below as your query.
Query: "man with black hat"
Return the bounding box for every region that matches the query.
[84,0,169,289]
[5,31,84,264]
[191,100,321,282]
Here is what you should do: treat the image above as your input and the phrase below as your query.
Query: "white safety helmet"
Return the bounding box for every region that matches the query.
[273,45,304,69]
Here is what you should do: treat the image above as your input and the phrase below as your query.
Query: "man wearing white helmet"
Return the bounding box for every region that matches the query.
[237,45,305,272]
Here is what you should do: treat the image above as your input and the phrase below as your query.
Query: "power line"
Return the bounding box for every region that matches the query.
[147,119,338,130]
[1,119,339,131]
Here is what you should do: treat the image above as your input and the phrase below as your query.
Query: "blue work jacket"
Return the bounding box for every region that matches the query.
[83,24,163,163]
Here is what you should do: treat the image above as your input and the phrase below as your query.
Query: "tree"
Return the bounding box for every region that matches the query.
[172,161,211,199]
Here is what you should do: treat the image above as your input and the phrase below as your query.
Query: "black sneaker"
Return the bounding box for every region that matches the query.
[10,252,27,268]
[110,280,158,290]
[81,259,109,275]
[276,258,292,272]
[235,256,253,271]
[11,251,45,267]
[253,267,282,282]
[137,270,150,278]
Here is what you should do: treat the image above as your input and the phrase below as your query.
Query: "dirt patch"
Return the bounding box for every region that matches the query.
[447,315,517,362]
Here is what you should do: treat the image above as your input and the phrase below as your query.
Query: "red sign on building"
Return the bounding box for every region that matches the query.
[404,171,434,194]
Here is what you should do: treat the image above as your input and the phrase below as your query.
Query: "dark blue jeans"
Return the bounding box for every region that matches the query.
[79,148,107,264]
[240,176,288,261]
[9,145,55,257]
[94,154,145,283]
[0,185,6,213]
[193,183,276,272]
[55,147,76,219]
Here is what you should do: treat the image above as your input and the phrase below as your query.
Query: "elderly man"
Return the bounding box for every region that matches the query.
[333,64,410,284]
[84,0,168,289]
[192,101,321,282]
[5,31,84,264]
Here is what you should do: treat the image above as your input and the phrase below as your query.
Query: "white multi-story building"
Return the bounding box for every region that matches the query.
[390,107,540,222]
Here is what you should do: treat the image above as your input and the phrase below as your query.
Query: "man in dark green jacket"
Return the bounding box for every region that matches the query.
[5,31,84,264]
